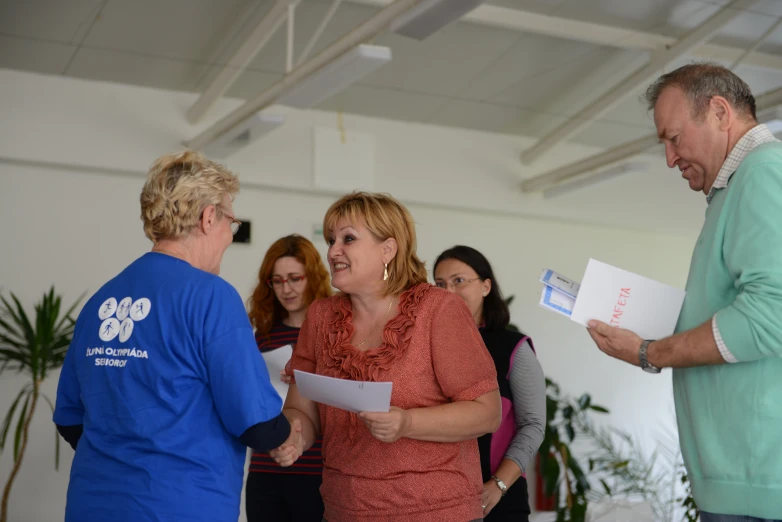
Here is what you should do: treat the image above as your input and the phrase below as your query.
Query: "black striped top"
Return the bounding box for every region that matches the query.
[249,322,324,475]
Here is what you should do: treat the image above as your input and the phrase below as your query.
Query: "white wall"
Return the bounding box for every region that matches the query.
[0,69,699,521]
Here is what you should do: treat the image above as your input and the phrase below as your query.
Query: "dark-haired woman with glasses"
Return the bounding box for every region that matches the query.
[245,234,333,522]
[434,246,545,522]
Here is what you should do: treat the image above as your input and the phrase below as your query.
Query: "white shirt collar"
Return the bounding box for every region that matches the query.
[707,124,780,203]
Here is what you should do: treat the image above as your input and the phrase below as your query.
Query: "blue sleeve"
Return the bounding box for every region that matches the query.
[204,327,283,437]
[53,320,85,426]
[201,280,284,437]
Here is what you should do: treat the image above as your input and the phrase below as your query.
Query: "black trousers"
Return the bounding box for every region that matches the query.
[246,471,324,522]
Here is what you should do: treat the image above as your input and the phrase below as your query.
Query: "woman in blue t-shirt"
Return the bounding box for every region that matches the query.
[53,151,295,522]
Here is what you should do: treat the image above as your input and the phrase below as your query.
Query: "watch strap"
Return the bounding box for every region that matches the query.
[491,475,507,496]
[639,339,661,374]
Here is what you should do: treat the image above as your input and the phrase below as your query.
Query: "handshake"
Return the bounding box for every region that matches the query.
[270,417,304,467]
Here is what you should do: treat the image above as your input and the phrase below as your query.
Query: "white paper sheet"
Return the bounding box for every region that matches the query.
[261,344,293,401]
[293,370,392,413]
[540,268,580,298]
[570,259,686,339]
[539,285,576,317]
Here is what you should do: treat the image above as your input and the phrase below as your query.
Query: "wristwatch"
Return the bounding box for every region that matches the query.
[639,340,661,374]
[491,475,507,496]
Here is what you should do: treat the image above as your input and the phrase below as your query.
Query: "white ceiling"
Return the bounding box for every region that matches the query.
[1,0,782,150]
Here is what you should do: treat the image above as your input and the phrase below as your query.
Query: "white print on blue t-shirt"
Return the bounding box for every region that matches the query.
[98,297,117,320]
[116,297,132,320]
[94,296,152,365]
[54,252,285,522]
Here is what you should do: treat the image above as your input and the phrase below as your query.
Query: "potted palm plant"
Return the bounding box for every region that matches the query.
[0,287,81,522]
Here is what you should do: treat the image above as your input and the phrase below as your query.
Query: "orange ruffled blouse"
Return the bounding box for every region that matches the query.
[289,283,498,522]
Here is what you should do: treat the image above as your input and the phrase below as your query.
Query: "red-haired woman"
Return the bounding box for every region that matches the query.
[245,234,332,522]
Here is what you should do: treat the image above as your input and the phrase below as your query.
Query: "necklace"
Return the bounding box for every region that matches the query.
[355,297,394,348]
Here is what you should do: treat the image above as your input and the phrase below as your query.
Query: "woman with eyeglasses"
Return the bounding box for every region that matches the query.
[53,151,293,522]
[433,246,546,522]
[245,234,332,522]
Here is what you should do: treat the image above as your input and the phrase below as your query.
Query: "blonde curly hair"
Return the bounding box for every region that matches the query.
[140,151,240,242]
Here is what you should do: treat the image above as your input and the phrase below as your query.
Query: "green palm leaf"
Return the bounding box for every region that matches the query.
[13,393,31,462]
[0,316,24,347]
[0,386,31,450]
[8,294,35,346]
[0,288,81,457]
[0,288,82,521]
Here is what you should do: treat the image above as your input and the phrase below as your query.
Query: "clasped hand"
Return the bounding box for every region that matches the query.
[269,418,304,467]
[359,406,411,443]
[481,480,502,515]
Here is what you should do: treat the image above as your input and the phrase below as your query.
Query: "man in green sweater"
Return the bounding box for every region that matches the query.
[586,63,782,521]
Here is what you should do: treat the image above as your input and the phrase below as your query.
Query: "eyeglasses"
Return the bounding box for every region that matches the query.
[434,277,483,290]
[220,209,242,235]
[267,275,307,289]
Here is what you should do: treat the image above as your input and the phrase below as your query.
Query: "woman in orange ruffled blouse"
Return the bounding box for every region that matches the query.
[270,192,502,522]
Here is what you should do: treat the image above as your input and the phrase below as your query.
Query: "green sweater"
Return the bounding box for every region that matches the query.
[674,141,782,518]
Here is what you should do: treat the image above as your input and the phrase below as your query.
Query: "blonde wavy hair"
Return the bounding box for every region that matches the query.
[323,192,428,296]
[139,151,240,242]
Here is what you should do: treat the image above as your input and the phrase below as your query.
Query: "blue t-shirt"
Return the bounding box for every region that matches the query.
[53,252,283,522]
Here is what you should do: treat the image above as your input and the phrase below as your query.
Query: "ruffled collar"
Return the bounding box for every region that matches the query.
[322,283,432,381]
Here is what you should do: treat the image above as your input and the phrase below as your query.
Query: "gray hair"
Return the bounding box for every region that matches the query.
[643,62,756,121]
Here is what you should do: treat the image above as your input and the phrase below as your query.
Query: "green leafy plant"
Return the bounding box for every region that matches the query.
[587,425,677,520]
[538,378,609,521]
[584,422,700,521]
[542,386,700,522]
[0,287,81,522]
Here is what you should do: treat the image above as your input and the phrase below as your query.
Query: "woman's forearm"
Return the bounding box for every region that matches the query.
[281,407,317,452]
[492,458,523,488]
[281,383,322,451]
[405,390,501,442]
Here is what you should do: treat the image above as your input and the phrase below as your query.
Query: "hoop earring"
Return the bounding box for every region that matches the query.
[383,263,389,281]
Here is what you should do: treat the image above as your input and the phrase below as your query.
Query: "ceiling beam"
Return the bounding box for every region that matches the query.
[521,135,659,193]
[520,0,756,165]
[296,0,343,66]
[185,0,424,151]
[728,16,782,70]
[521,84,782,193]
[345,0,782,71]
[186,0,295,124]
